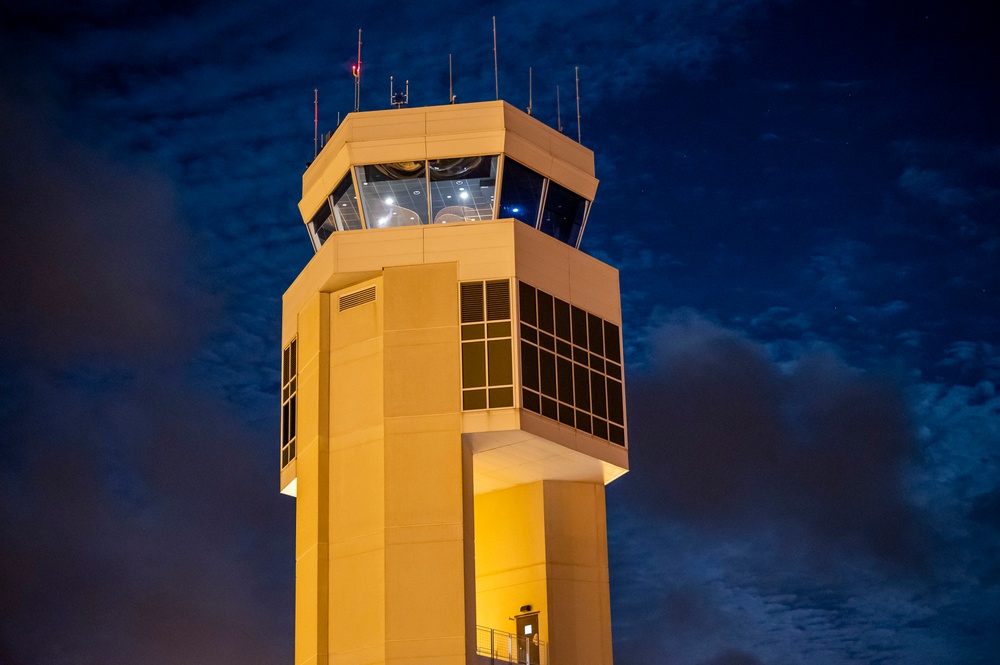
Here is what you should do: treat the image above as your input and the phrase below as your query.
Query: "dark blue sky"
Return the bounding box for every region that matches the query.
[1,1,998,664]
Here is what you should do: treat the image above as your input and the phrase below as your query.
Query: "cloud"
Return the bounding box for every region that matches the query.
[0,89,213,364]
[696,651,764,665]
[0,366,294,665]
[0,66,288,665]
[623,312,921,564]
[935,340,1000,386]
[898,166,972,208]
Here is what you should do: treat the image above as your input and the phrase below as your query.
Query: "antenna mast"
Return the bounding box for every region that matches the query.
[352,29,362,113]
[390,76,409,108]
[492,16,499,100]
[449,54,455,103]
[527,67,533,115]
[575,66,581,143]
[556,85,563,133]
[313,89,319,158]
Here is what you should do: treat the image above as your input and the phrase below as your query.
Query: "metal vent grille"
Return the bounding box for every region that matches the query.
[486,280,510,320]
[339,285,376,311]
[460,282,484,323]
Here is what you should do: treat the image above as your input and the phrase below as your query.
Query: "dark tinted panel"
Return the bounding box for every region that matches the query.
[604,321,621,363]
[489,386,514,408]
[539,349,557,398]
[541,396,559,420]
[572,306,588,348]
[607,379,624,425]
[537,291,554,333]
[557,357,574,404]
[521,342,539,391]
[588,314,604,355]
[488,339,513,385]
[523,389,541,413]
[559,403,575,427]
[591,371,607,418]
[574,363,591,411]
[498,159,544,225]
[487,321,511,338]
[609,424,625,446]
[519,282,537,326]
[464,389,487,410]
[462,342,486,388]
[538,180,587,245]
[555,300,571,341]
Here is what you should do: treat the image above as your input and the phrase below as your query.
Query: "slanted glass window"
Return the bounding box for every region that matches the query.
[307,200,333,252]
[498,158,544,226]
[429,155,498,224]
[355,162,428,228]
[330,172,362,231]
[281,338,298,468]
[460,280,514,410]
[539,180,588,246]
[305,173,362,252]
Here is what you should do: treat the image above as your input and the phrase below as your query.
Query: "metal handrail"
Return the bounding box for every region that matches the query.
[476,625,547,665]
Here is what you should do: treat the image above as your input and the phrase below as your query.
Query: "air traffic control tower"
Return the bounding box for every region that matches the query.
[280,100,628,665]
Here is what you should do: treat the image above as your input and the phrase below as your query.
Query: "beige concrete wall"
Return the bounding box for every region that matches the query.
[327,276,387,665]
[541,481,613,665]
[474,482,549,639]
[474,480,613,665]
[295,290,332,665]
[381,263,473,665]
[290,267,475,665]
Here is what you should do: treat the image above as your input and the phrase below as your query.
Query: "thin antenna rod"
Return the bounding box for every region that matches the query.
[575,66,581,143]
[390,76,409,108]
[492,16,499,100]
[556,85,563,133]
[527,67,533,115]
[337,111,341,127]
[313,89,319,158]
[449,54,455,103]
[352,29,362,113]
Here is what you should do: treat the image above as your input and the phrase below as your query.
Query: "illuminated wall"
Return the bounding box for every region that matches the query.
[282,101,628,665]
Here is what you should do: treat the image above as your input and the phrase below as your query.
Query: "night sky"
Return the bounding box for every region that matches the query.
[1,1,998,664]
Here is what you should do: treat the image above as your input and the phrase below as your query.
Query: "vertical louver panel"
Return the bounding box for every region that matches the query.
[486,280,511,321]
[461,282,485,323]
